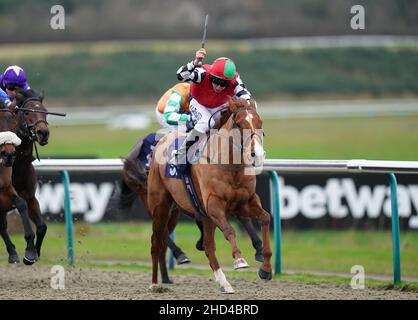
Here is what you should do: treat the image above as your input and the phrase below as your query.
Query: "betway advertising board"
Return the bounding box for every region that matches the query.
[35,172,418,230]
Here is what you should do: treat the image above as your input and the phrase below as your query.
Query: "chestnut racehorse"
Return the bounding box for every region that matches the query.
[147,97,272,293]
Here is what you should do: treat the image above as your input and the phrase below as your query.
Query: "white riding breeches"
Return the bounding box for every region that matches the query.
[189,99,227,133]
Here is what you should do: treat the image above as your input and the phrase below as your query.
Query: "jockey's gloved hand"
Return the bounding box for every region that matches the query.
[186,119,194,132]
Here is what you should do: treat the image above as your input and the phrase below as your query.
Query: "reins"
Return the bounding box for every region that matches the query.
[203,103,264,171]
[14,96,66,161]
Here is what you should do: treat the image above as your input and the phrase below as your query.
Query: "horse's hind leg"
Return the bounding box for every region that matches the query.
[159,229,173,284]
[248,194,272,281]
[207,195,249,270]
[13,196,38,265]
[0,212,19,263]
[150,201,172,286]
[236,216,264,263]
[26,197,47,258]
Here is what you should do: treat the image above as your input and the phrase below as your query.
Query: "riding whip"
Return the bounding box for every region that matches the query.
[196,14,209,67]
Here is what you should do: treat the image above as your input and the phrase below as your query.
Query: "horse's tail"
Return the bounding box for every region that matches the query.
[116,178,137,210]
[122,157,148,196]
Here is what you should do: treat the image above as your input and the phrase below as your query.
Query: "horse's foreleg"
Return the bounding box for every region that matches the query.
[166,235,190,265]
[207,195,249,270]
[202,218,234,294]
[195,218,204,251]
[13,196,38,264]
[26,197,47,258]
[166,207,190,264]
[236,216,263,263]
[0,212,19,263]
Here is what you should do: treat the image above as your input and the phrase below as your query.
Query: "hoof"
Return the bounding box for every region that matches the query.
[195,240,204,251]
[23,257,36,265]
[258,268,273,281]
[149,284,171,293]
[233,258,249,270]
[23,249,38,265]
[149,283,162,292]
[220,284,235,294]
[162,278,174,284]
[255,254,264,263]
[8,254,20,264]
[176,253,191,265]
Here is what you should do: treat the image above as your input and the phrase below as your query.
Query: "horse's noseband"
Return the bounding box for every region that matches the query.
[17,98,49,141]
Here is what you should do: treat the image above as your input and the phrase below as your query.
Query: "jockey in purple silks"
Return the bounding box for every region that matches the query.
[0,65,31,108]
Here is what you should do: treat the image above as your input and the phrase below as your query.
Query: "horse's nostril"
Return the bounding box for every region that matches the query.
[1,151,16,166]
[37,130,50,141]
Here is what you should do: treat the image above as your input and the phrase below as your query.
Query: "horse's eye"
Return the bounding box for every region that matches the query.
[24,112,29,116]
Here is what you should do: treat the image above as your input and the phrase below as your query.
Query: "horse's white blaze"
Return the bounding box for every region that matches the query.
[244,111,255,132]
[245,113,253,123]
[214,268,235,294]
[254,139,265,158]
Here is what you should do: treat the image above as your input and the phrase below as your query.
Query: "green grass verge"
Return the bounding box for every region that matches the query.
[0,41,417,104]
[4,222,418,283]
[44,116,418,160]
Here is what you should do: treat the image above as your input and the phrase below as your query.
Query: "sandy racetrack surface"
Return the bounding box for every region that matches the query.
[0,264,417,300]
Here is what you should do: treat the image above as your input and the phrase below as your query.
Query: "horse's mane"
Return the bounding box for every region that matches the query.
[15,88,41,99]
[212,97,256,129]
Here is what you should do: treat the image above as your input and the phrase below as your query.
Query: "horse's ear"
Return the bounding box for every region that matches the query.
[228,96,238,112]
[39,90,44,102]
[14,88,25,105]
[248,97,256,109]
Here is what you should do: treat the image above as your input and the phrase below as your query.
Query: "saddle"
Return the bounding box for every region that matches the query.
[166,135,208,218]
[137,132,160,172]
[137,132,207,218]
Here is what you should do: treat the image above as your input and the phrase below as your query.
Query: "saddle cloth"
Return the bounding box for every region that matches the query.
[166,134,209,179]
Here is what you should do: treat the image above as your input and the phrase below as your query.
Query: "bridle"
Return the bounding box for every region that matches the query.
[15,96,65,161]
[204,105,265,170]
[231,106,265,151]
[16,97,49,141]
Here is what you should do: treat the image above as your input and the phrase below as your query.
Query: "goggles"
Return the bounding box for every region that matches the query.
[210,75,230,88]
[4,83,22,91]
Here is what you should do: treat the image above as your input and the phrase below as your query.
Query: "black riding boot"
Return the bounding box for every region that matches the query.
[175,129,205,172]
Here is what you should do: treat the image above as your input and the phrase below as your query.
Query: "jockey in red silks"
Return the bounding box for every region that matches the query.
[174,48,255,171]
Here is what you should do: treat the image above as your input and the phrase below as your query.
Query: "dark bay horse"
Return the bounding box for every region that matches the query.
[11,89,52,262]
[0,108,38,264]
[146,97,272,293]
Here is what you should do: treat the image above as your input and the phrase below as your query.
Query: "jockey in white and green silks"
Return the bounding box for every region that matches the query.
[155,82,192,132]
